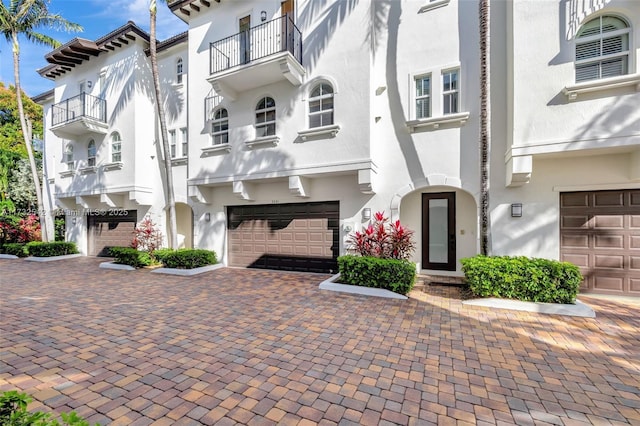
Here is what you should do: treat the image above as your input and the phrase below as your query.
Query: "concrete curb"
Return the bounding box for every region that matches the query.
[463,297,596,318]
[151,263,225,276]
[99,262,136,271]
[24,253,83,262]
[319,273,408,300]
[0,254,19,259]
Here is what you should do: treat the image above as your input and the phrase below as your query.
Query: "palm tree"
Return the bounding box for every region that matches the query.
[479,0,490,255]
[0,0,81,241]
[149,0,177,249]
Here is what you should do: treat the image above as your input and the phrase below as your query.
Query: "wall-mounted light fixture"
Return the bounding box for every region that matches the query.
[511,203,523,218]
[362,208,372,221]
[87,81,93,89]
[261,10,267,21]
[204,212,211,222]
[72,218,77,225]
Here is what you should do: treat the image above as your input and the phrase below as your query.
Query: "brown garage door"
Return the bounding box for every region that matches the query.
[228,202,339,273]
[88,210,137,256]
[560,190,640,296]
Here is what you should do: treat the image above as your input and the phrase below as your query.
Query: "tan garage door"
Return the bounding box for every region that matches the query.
[560,190,640,296]
[88,211,137,256]
[228,202,339,273]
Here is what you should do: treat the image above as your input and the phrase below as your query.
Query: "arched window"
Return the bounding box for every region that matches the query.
[211,108,229,145]
[87,140,96,167]
[65,144,74,171]
[308,83,334,128]
[111,132,122,163]
[576,15,630,82]
[255,96,276,137]
[176,58,184,84]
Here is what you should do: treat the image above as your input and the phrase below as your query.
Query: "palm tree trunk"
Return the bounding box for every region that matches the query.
[479,0,490,255]
[150,2,177,249]
[12,32,48,241]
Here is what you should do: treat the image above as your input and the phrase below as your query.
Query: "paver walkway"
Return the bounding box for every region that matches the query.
[1,257,639,425]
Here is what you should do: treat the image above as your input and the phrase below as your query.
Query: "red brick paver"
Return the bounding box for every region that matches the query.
[1,257,639,425]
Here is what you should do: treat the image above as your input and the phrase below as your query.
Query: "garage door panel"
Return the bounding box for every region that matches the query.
[593,191,624,207]
[88,211,137,257]
[561,193,589,208]
[561,191,639,296]
[561,216,589,229]
[228,202,339,273]
[593,275,625,292]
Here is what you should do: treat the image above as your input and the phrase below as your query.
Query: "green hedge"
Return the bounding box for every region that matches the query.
[3,243,28,257]
[26,241,78,257]
[160,249,217,269]
[337,255,416,295]
[109,247,153,268]
[460,255,582,304]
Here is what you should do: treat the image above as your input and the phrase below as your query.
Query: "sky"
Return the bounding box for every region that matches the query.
[0,0,187,97]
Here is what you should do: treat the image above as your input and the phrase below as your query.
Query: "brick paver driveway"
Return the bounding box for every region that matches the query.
[1,257,639,425]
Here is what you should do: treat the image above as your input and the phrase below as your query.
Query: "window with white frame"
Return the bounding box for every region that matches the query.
[65,144,74,171]
[176,58,184,84]
[111,132,121,163]
[255,97,276,137]
[180,127,188,157]
[575,15,630,82]
[442,69,459,114]
[211,108,229,145]
[308,83,334,128]
[87,140,96,167]
[169,129,176,158]
[415,75,431,119]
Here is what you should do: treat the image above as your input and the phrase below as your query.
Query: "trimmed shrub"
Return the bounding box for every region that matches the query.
[460,255,582,304]
[338,255,416,295]
[26,241,78,257]
[161,249,217,269]
[152,248,174,264]
[4,242,28,257]
[1,390,97,426]
[109,246,153,268]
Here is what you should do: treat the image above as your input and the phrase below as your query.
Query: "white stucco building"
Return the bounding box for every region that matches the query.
[35,0,640,296]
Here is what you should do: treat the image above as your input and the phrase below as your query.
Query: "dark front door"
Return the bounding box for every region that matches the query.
[422,192,456,271]
[281,0,294,54]
[239,15,251,65]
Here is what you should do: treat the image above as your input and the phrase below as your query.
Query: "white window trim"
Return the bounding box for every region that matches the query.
[564,72,640,100]
[406,112,470,133]
[79,165,97,174]
[412,73,432,120]
[297,124,341,141]
[103,161,124,171]
[171,157,188,166]
[245,135,280,149]
[442,68,460,115]
[418,0,450,13]
[169,129,177,159]
[180,127,188,158]
[176,58,184,85]
[255,97,276,138]
[202,143,232,154]
[59,170,75,178]
[211,109,229,146]
[308,83,335,129]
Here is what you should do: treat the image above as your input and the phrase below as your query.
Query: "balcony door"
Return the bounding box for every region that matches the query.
[239,15,251,65]
[422,192,456,271]
[281,0,294,54]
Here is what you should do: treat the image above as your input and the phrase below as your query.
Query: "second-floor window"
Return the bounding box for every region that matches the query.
[309,83,334,128]
[256,97,276,137]
[442,69,459,114]
[169,130,176,158]
[176,58,184,84]
[87,140,96,167]
[211,108,229,145]
[576,15,630,82]
[180,128,188,157]
[65,145,74,171]
[111,132,122,163]
[415,75,431,119]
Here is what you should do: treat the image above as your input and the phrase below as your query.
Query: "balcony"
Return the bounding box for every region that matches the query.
[51,93,107,138]
[207,15,305,100]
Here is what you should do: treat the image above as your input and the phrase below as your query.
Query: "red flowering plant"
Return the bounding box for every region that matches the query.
[0,214,41,244]
[131,216,164,260]
[347,211,416,260]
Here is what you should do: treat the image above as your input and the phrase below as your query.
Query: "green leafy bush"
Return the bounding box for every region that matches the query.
[338,255,416,295]
[26,241,78,257]
[160,249,217,269]
[0,390,96,425]
[152,248,174,263]
[109,246,153,268]
[460,255,582,304]
[3,242,28,257]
